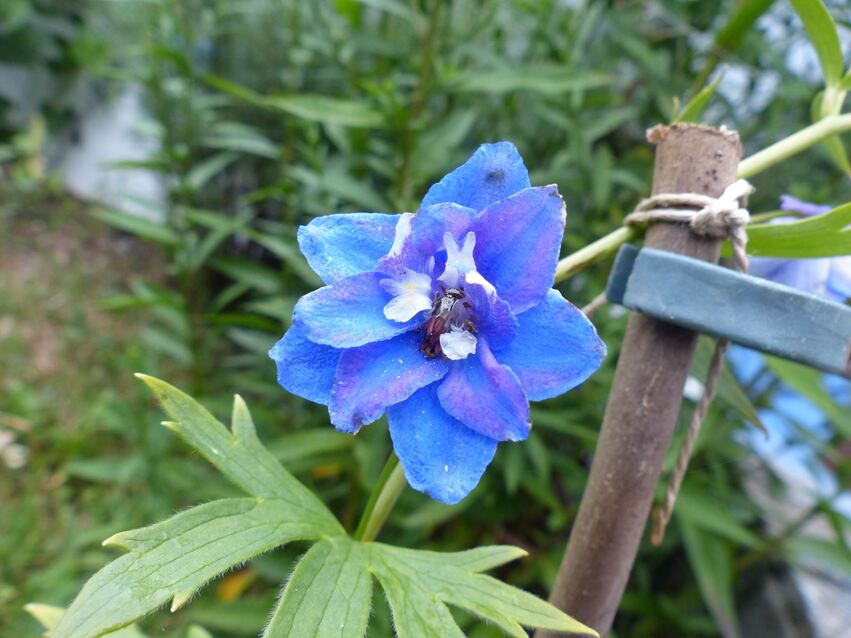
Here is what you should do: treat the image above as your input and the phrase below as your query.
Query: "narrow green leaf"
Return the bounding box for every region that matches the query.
[693,337,765,433]
[266,94,383,127]
[789,0,844,85]
[786,534,851,577]
[674,71,723,123]
[186,151,240,191]
[447,66,611,95]
[248,231,323,287]
[679,516,740,638]
[263,538,372,637]
[839,69,851,91]
[135,375,342,532]
[54,497,330,638]
[763,357,851,439]
[91,208,178,246]
[677,484,761,548]
[746,202,851,258]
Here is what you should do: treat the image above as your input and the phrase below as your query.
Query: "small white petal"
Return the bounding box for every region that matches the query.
[465,270,496,296]
[384,292,432,322]
[387,213,414,257]
[440,329,477,360]
[439,231,478,288]
[382,268,433,322]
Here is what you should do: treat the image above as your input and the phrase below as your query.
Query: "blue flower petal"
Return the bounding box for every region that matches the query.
[779,195,831,217]
[268,324,342,405]
[293,272,419,348]
[298,213,400,283]
[464,279,517,349]
[329,332,448,433]
[388,385,498,505]
[411,202,478,256]
[468,185,565,313]
[437,339,530,441]
[827,256,851,301]
[750,258,833,298]
[492,289,606,401]
[420,142,530,212]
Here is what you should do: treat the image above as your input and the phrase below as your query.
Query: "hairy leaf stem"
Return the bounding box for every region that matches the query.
[353,452,407,542]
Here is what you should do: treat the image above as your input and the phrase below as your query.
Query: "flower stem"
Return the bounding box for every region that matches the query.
[353,452,407,542]
[554,226,637,283]
[552,114,851,283]
[737,113,851,178]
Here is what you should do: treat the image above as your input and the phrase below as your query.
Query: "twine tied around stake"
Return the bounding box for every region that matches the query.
[624,178,755,545]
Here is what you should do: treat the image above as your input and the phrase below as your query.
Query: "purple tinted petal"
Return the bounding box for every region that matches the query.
[747,257,791,281]
[329,332,448,433]
[437,339,530,441]
[298,213,400,283]
[388,385,498,505]
[268,324,342,405]
[421,142,530,212]
[464,279,517,348]
[751,258,832,297]
[827,256,851,301]
[468,185,566,313]
[293,272,419,348]
[492,289,606,401]
[779,195,831,217]
[411,202,478,256]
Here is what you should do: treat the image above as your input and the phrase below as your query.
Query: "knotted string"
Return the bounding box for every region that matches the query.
[624,179,755,545]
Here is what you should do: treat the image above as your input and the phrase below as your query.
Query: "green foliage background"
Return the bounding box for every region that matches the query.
[1,0,850,637]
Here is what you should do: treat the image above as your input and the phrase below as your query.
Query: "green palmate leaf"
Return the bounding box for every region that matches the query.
[136,376,341,526]
[674,71,723,123]
[51,379,342,638]
[745,201,851,258]
[370,544,596,638]
[48,378,590,638]
[447,66,611,95]
[264,538,373,637]
[789,0,844,86]
[264,540,597,638]
[54,498,329,638]
[26,604,148,638]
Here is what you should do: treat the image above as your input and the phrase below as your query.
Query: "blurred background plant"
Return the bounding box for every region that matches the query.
[1,0,850,637]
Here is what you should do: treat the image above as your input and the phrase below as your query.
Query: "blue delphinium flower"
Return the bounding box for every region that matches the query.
[269,142,606,504]
[748,195,851,302]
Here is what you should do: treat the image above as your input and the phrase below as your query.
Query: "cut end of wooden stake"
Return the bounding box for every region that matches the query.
[646,122,743,158]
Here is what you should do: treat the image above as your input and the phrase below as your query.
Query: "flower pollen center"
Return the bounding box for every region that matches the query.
[420,286,477,359]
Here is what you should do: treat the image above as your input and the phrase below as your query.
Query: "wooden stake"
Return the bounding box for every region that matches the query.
[539,124,743,637]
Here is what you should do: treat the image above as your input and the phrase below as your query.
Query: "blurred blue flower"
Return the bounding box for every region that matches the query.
[270,142,606,503]
[748,196,851,302]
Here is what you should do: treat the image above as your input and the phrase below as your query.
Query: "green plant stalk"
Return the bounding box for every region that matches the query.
[738,113,851,178]
[553,114,851,282]
[353,452,407,542]
[554,226,636,283]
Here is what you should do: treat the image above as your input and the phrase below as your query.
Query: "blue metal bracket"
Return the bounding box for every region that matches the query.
[606,245,851,378]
